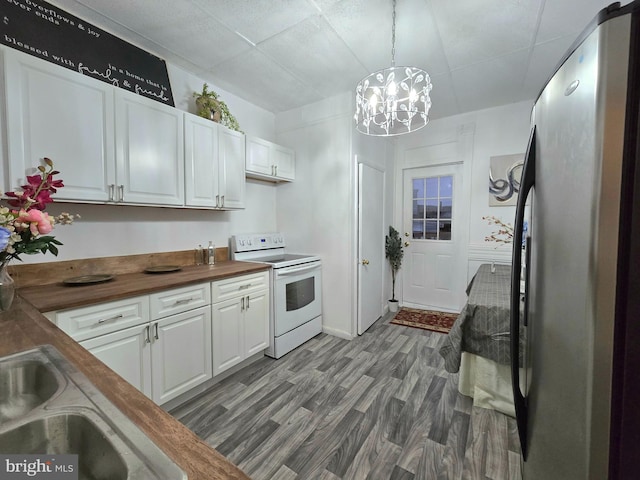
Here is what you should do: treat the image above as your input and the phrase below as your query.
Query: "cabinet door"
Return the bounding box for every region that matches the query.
[184,113,220,208]
[218,128,245,209]
[211,297,244,376]
[80,324,152,398]
[151,306,212,405]
[245,136,272,177]
[244,290,270,357]
[3,48,115,201]
[273,145,295,181]
[115,90,184,205]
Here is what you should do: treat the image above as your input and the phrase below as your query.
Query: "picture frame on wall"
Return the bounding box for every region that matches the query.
[489,153,524,206]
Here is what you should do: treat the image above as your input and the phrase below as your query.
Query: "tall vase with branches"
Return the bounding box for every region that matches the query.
[385,226,404,313]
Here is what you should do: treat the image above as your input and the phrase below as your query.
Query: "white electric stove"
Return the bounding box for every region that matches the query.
[231,233,322,358]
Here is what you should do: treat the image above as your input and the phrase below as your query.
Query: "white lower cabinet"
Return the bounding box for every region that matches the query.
[211,272,270,376]
[49,274,269,405]
[80,324,152,398]
[54,283,212,406]
[150,306,212,405]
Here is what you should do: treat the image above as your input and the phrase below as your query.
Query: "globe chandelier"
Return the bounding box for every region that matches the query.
[354,0,432,136]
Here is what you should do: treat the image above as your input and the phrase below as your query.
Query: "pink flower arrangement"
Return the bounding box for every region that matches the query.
[0,158,78,265]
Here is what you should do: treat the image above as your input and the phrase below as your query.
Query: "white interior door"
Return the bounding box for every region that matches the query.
[357,163,385,334]
[402,164,465,312]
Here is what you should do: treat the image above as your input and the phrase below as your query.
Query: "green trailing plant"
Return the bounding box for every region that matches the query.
[385,226,404,302]
[193,83,242,133]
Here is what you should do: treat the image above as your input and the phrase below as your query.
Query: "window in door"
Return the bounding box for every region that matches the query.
[412,175,453,240]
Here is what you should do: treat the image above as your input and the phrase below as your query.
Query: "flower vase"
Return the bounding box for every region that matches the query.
[0,264,15,312]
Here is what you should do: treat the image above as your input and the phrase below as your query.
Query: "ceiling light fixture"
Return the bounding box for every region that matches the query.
[354,0,432,136]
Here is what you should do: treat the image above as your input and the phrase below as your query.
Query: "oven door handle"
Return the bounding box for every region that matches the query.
[276,263,321,276]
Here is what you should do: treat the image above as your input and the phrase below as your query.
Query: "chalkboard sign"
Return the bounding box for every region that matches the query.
[0,0,174,106]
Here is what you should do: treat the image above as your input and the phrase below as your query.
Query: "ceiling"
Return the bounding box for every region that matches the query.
[52,0,615,119]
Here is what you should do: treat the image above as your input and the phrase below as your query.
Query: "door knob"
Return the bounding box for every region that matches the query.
[404,241,410,247]
[361,259,370,265]
[404,232,409,237]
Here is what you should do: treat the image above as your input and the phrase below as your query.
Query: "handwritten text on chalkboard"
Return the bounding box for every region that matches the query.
[1,0,174,106]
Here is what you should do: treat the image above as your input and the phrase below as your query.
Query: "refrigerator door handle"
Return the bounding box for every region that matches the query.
[511,126,536,459]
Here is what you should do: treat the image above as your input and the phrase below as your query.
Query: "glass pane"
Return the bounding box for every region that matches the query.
[425,177,438,198]
[286,277,315,311]
[413,178,425,199]
[440,176,453,197]
[425,221,438,240]
[412,220,424,239]
[439,221,452,240]
[413,199,425,219]
[440,199,452,219]
[425,199,438,219]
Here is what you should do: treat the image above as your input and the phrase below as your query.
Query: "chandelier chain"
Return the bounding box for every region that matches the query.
[391,0,396,66]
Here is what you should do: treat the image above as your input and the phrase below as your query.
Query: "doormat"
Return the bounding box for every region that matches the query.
[390,307,458,334]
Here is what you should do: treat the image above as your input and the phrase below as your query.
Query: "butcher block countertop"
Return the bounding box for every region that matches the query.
[1,259,272,480]
[18,260,271,312]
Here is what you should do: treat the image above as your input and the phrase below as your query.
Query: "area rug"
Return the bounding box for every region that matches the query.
[390,307,458,334]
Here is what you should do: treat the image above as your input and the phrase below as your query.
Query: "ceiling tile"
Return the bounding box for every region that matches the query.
[535,0,613,44]
[450,50,530,113]
[431,0,542,70]
[75,0,205,32]
[324,0,449,76]
[205,49,323,113]
[190,0,319,44]
[258,15,369,97]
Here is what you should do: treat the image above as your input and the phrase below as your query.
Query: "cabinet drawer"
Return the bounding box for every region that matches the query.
[211,271,269,303]
[150,283,211,319]
[54,296,150,342]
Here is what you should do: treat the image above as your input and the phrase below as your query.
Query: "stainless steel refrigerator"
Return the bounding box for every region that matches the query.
[510,2,640,479]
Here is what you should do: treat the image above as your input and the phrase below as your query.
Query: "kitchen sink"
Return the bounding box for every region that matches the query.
[0,346,186,480]
[0,359,61,422]
[0,413,128,480]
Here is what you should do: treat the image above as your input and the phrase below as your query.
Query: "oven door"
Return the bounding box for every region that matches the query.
[273,261,322,337]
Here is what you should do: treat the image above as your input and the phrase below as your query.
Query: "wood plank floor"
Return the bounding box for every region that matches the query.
[170,313,522,480]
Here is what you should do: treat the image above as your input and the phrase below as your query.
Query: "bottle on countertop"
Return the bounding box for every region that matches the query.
[208,241,215,265]
[195,244,204,265]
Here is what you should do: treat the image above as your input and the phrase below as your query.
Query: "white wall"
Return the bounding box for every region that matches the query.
[275,92,394,339]
[394,100,533,281]
[0,44,279,264]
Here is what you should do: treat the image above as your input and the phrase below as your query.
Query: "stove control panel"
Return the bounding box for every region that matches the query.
[231,232,285,252]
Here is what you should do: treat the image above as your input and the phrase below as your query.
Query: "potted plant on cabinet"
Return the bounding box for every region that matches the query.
[192,83,242,132]
[385,226,404,313]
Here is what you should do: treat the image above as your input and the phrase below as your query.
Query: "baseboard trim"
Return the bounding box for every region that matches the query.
[322,325,354,340]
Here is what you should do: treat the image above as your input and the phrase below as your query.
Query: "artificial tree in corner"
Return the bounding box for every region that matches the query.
[385,226,404,313]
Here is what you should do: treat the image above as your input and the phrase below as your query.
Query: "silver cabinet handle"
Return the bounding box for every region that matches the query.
[173,298,195,306]
[271,165,275,176]
[221,195,225,207]
[108,184,115,202]
[154,323,159,340]
[246,295,250,310]
[241,297,245,311]
[145,325,151,344]
[98,313,123,324]
[215,194,220,208]
[118,184,124,202]
[239,284,250,290]
[274,165,278,177]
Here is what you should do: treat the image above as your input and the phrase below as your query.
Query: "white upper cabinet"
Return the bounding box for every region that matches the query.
[218,127,246,209]
[3,48,116,201]
[246,136,295,182]
[115,89,184,206]
[184,113,245,209]
[184,114,219,208]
